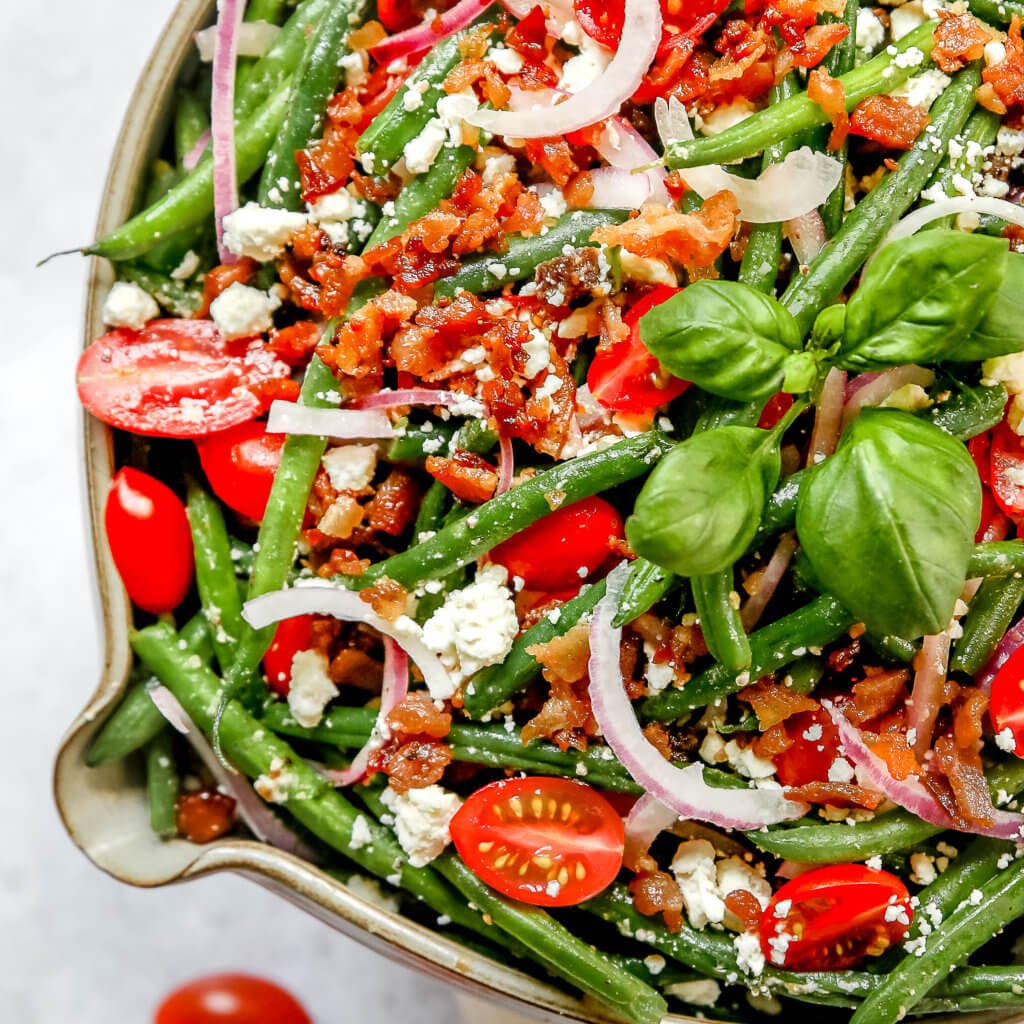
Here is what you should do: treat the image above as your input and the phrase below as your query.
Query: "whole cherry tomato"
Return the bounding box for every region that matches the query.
[587,286,689,414]
[264,615,318,696]
[155,974,311,1024]
[989,643,1024,756]
[450,777,624,907]
[760,865,913,971]
[489,496,624,590]
[196,419,285,522]
[105,468,194,614]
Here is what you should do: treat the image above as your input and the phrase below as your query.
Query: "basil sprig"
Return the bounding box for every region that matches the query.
[796,408,981,641]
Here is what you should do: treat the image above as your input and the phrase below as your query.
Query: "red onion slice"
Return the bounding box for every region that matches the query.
[183,129,211,171]
[496,434,514,496]
[877,195,1024,257]
[588,563,806,830]
[350,388,458,410]
[908,631,952,759]
[243,582,453,700]
[841,365,935,428]
[148,684,317,858]
[978,618,1024,691]
[623,792,679,870]
[587,167,662,209]
[807,367,847,466]
[741,533,797,631]
[211,0,245,264]
[786,209,828,266]
[196,20,280,62]
[469,0,661,137]
[266,400,397,439]
[371,0,490,63]
[595,118,670,205]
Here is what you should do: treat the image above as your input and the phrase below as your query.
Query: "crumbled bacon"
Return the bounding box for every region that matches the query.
[724,889,764,933]
[425,449,499,503]
[848,669,911,727]
[787,781,884,810]
[953,687,989,749]
[710,20,771,86]
[534,247,606,307]
[444,58,511,109]
[524,137,585,188]
[359,577,409,622]
[373,737,453,792]
[630,869,685,932]
[783,22,849,70]
[366,469,420,536]
[317,548,371,578]
[328,648,382,689]
[195,258,259,318]
[738,680,818,730]
[808,66,848,150]
[933,12,993,74]
[267,320,322,366]
[929,734,996,827]
[980,17,1024,114]
[387,692,452,740]
[865,730,920,782]
[849,95,930,150]
[522,623,596,750]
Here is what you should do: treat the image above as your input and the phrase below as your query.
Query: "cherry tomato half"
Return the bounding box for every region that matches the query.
[489,496,624,590]
[377,0,427,32]
[450,777,624,907]
[264,615,318,696]
[575,0,728,48]
[772,709,841,788]
[77,319,291,438]
[760,865,913,971]
[105,468,194,614]
[989,643,1024,756]
[990,421,1024,521]
[587,286,688,414]
[196,419,285,522]
[155,973,311,1024]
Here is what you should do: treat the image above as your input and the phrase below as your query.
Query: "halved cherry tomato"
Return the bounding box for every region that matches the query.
[155,973,311,1024]
[263,615,318,696]
[377,0,425,32]
[105,468,194,614]
[989,644,1024,756]
[573,0,623,48]
[760,865,912,971]
[758,392,795,430]
[587,286,689,414]
[771,709,841,787]
[489,496,624,590]
[196,419,285,522]
[450,777,624,907]
[990,420,1024,521]
[77,319,291,438]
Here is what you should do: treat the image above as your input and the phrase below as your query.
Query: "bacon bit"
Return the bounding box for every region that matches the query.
[754,722,793,759]
[176,791,236,843]
[933,12,993,73]
[252,377,302,412]
[630,869,685,932]
[865,730,921,782]
[725,889,764,932]
[312,252,374,318]
[195,258,258,318]
[667,622,708,667]
[349,20,386,49]
[850,95,930,150]
[534,247,606,306]
[849,669,911,727]
[591,193,739,273]
[931,735,996,827]
[738,680,818,730]
[808,66,848,150]
[317,548,371,578]
[953,687,989,749]
[710,20,770,84]
[787,781,884,811]
[512,60,560,91]
[528,623,592,684]
[564,171,595,209]
[387,692,452,740]
[785,22,849,70]
[523,623,595,750]
[501,188,546,236]
[317,494,364,540]
[643,722,675,760]
[426,449,499,503]
[366,469,420,536]
[328,648,383,690]
[374,738,453,792]
[982,17,1024,114]
[267,320,322,366]
[458,20,495,60]
[827,638,862,673]
[296,86,367,204]
[444,58,511,108]
[359,577,409,622]
[524,137,585,188]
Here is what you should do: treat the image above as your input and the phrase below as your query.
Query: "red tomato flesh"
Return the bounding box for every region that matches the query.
[489,496,624,590]
[990,421,1024,520]
[155,973,311,1024]
[105,468,194,614]
[587,286,688,414]
[772,709,841,788]
[196,418,285,522]
[760,865,913,971]
[989,644,1024,756]
[77,319,291,438]
[263,615,317,696]
[450,777,624,907]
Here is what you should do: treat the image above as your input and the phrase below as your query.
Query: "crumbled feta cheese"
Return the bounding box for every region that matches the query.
[724,739,776,779]
[734,930,766,977]
[980,175,1011,198]
[310,189,359,224]
[254,755,295,803]
[893,45,926,69]
[535,374,564,401]
[521,329,551,379]
[643,641,676,693]
[402,79,430,112]
[671,840,725,929]
[286,649,338,728]
[404,120,448,174]
[718,857,771,925]
[891,69,950,108]
[322,444,378,492]
[997,127,1024,161]
[560,35,612,94]
[866,855,884,871]
[340,50,369,88]
[699,730,728,765]
[437,91,481,144]
[538,188,568,220]
[380,784,461,867]
[620,250,677,286]
[643,954,666,976]
[910,852,938,886]
[102,280,160,330]
[223,202,307,262]
[482,152,517,184]
[350,814,373,850]
[828,756,856,783]
[891,2,927,40]
[996,726,1018,752]
[985,40,1007,67]
[210,282,282,338]
[856,9,886,51]
[489,45,525,74]
[664,980,722,1007]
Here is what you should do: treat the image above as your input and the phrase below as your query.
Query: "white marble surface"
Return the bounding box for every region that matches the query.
[0,4,463,1020]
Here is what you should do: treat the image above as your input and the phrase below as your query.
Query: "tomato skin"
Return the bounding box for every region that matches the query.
[489,497,624,590]
[196,419,285,522]
[772,709,841,788]
[377,0,419,32]
[990,421,1024,520]
[77,319,291,438]
[450,777,625,907]
[989,644,1024,756]
[760,865,912,971]
[104,468,194,614]
[155,974,311,1024]
[587,286,688,414]
[264,615,318,696]
[574,0,623,48]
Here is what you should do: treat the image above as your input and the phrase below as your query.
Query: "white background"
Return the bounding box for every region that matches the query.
[0,3,459,1020]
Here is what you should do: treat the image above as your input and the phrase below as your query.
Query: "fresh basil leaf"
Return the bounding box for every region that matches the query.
[627,425,783,577]
[959,252,1024,362]
[639,280,803,403]
[796,408,981,641]
[837,230,1008,371]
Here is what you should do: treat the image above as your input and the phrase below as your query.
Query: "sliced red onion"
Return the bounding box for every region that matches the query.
[978,618,1024,691]
[595,118,670,204]
[496,433,514,496]
[587,167,663,209]
[807,367,847,466]
[786,209,828,266]
[588,563,806,830]
[350,388,458,410]
[182,129,211,171]
[842,365,934,427]
[266,400,396,439]
[655,97,841,223]
[148,684,317,858]
[908,631,952,759]
[243,582,453,700]
[823,700,1024,842]
[318,638,409,786]
[469,0,661,137]
[877,195,1024,256]
[370,0,490,63]
[623,792,679,870]
[211,0,245,264]
[741,533,797,631]
[196,20,280,62]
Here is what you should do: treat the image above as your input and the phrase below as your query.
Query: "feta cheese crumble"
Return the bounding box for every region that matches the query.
[380,784,462,867]
[222,202,307,262]
[322,444,378,492]
[210,282,282,338]
[286,649,338,728]
[102,281,160,330]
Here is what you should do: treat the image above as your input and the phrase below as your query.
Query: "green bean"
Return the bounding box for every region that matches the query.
[922,107,1001,228]
[116,264,202,317]
[463,580,608,719]
[750,759,1024,862]
[174,87,210,166]
[85,614,213,766]
[692,571,751,671]
[433,210,629,298]
[355,432,672,593]
[780,64,981,336]
[434,856,667,1024]
[186,480,246,672]
[387,417,497,466]
[357,5,500,172]
[966,0,1024,25]
[951,575,1024,676]
[968,540,1024,579]
[245,0,289,24]
[258,0,371,209]
[145,730,180,837]
[613,558,674,627]
[752,469,806,548]
[850,857,1024,1024]
[820,0,858,236]
[666,21,937,170]
[864,631,917,664]
[642,594,855,721]
[921,380,1007,441]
